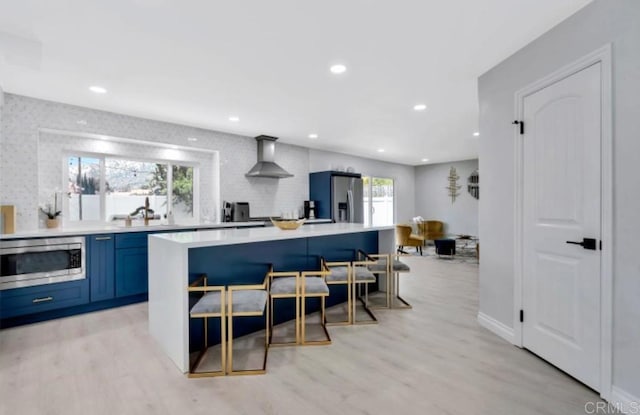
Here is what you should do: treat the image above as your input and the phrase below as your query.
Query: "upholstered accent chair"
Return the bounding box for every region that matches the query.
[419,220,444,242]
[395,224,425,255]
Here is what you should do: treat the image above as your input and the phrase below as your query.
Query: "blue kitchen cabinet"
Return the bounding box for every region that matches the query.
[115,233,150,297]
[0,279,89,319]
[88,234,115,302]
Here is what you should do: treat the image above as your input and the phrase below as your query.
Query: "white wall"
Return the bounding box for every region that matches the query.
[414,159,478,235]
[0,94,309,229]
[309,149,416,223]
[478,0,640,400]
[1,94,415,230]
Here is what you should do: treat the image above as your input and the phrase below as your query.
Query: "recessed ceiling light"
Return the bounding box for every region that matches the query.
[229,116,240,122]
[330,64,347,74]
[187,137,198,142]
[413,104,427,111]
[308,133,318,139]
[377,148,385,153]
[473,131,480,137]
[89,85,107,94]
[421,158,429,162]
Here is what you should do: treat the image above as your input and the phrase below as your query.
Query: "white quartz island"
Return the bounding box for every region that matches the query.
[148,223,394,373]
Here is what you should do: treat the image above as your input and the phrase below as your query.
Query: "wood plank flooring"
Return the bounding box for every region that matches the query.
[0,255,602,415]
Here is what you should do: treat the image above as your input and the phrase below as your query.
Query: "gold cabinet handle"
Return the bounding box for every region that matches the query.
[95,236,112,241]
[32,296,54,303]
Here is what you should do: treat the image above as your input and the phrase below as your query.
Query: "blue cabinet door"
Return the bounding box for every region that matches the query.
[88,234,115,302]
[115,247,148,297]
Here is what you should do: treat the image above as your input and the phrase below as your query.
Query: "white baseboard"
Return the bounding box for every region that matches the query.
[611,386,640,414]
[477,312,516,344]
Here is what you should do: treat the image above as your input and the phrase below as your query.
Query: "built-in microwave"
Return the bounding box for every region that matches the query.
[0,236,85,290]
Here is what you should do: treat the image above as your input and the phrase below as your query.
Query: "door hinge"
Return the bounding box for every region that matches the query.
[519,309,524,323]
[600,240,603,250]
[512,120,524,135]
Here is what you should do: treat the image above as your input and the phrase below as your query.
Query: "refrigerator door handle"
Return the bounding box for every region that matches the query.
[347,189,354,222]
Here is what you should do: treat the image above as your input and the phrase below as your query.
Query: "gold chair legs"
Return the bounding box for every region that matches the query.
[300,269,331,345]
[187,274,226,377]
[322,259,352,326]
[227,274,269,376]
[390,253,412,309]
[268,269,301,346]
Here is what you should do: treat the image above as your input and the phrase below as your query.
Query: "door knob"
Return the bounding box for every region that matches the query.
[566,238,597,250]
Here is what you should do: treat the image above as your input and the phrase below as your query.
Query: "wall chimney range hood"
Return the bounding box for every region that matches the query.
[245,135,293,178]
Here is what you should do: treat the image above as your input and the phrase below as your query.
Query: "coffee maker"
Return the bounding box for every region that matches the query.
[303,200,316,219]
[222,201,232,222]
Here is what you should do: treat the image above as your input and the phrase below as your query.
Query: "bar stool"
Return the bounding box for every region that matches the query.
[352,252,379,324]
[226,272,269,375]
[360,250,392,310]
[187,274,226,377]
[321,258,352,325]
[388,252,412,309]
[268,266,301,346]
[300,266,331,345]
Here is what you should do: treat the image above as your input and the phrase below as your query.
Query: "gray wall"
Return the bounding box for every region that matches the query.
[309,149,416,224]
[414,159,478,236]
[478,0,640,399]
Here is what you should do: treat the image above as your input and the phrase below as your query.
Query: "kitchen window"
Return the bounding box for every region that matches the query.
[362,176,394,226]
[67,155,197,223]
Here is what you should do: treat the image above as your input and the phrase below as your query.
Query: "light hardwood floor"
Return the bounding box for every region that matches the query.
[0,255,602,415]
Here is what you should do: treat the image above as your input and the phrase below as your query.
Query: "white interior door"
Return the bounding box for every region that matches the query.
[522,62,601,390]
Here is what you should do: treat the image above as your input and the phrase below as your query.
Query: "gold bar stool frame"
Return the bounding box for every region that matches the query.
[389,252,412,309]
[187,274,226,377]
[268,266,301,346]
[226,272,269,375]
[300,266,331,345]
[360,250,392,310]
[321,258,352,326]
[352,252,379,325]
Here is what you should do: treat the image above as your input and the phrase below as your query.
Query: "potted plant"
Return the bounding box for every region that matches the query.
[40,193,62,228]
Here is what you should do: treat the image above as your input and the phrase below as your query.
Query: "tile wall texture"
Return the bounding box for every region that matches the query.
[0,94,308,230]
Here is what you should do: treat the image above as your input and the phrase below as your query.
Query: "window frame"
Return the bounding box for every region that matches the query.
[362,175,396,226]
[63,151,200,224]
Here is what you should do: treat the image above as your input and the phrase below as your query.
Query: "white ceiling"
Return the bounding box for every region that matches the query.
[0,0,591,165]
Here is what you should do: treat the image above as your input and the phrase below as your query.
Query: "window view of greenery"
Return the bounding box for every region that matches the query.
[171,165,194,221]
[362,176,394,226]
[67,155,195,223]
[105,159,167,221]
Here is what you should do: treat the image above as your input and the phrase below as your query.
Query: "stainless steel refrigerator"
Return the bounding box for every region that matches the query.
[331,175,363,223]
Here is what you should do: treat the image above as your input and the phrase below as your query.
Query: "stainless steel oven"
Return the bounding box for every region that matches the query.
[0,236,85,290]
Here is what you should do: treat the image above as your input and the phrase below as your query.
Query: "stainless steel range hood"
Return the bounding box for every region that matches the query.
[245,135,293,178]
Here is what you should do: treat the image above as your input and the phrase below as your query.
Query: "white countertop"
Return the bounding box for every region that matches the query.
[0,218,334,240]
[150,223,394,248]
[0,221,260,240]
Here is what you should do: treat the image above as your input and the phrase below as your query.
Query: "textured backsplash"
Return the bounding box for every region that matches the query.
[0,94,308,230]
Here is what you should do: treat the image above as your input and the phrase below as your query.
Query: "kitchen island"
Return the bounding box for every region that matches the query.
[148,223,394,373]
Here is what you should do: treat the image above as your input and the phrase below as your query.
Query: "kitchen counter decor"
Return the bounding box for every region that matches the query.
[270,218,305,230]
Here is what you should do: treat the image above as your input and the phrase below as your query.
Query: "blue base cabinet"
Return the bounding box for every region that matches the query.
[88,234,116,302]
[115,246,148,297]
[0,280,89,320]
[115,233,150,298]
